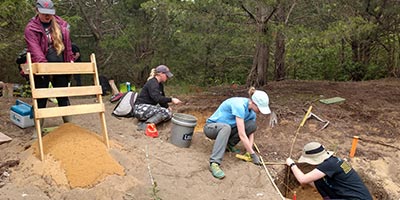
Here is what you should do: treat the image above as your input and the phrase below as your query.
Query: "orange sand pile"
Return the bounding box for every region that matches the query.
[33,123,125,188]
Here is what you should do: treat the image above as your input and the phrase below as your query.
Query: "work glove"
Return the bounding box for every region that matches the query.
[286,158,295,166]
[250,153,262,165]
[269,111,278,128]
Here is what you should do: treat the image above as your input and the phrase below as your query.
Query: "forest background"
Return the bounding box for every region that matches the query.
[0,0,399,90]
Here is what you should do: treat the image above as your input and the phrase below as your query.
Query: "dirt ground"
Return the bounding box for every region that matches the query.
[0,79,399,200]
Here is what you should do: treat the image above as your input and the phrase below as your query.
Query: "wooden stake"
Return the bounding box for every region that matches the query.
[349,136,359,158]
[286,105,312,196]
[345,135,400,150]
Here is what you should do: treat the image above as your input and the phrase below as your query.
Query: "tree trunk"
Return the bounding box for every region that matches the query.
[247,43,268,87]
[338,38,346,80]
[275,30,285,81]
[350,38,371,81]
[351,40,360,63]
[244,2,276,88]
[395,35,400,77]
[360,39,371,65]
[274,2,286,81]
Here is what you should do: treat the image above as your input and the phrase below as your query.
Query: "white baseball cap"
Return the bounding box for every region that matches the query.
[251,90,271,114]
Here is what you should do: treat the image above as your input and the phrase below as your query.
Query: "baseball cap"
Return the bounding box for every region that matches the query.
[156,65,173,78]
[36,0,55,15]
[251,90,271,114]
[298,142,333,165]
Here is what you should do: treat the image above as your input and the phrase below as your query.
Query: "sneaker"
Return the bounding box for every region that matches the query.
[226,145,241,153]
[110,93,123,103]
[137,121,147,131]
[210,163,225,179]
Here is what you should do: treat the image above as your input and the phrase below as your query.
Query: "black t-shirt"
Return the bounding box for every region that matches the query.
[315,156,373,200]
[46,47,64,62]
[43,22,64,62]
[135,77,171,108]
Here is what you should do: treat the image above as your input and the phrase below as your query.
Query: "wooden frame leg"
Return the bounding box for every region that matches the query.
[35,119,45,161]
[99,112,110,148]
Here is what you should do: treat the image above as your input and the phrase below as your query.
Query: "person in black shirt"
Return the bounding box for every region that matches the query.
[133,65,182,131]
[72,43,82,86]
[286,142,373,200]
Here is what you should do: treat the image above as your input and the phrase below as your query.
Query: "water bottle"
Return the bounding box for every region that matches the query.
[126,82,131,91]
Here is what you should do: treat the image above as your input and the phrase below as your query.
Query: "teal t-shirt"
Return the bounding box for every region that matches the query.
[206,97,256,127]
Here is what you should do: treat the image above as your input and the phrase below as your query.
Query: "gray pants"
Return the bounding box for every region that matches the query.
[203,120,257,164]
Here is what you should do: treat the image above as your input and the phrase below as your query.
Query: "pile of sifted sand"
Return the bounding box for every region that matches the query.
[32,123,125,188]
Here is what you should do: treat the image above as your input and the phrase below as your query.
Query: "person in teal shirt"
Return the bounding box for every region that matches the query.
[203,87,271,179]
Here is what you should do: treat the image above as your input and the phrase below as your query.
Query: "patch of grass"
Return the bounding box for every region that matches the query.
[150,181,162,200]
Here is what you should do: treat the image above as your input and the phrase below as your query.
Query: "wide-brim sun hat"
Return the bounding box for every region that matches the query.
[251,90,271,115]
[298,142,333,165]
[36,0,56,15]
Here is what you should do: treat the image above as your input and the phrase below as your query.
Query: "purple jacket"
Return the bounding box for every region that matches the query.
[24,15,73,63]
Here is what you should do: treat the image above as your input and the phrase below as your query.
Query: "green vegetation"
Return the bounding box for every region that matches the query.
[1,0,399,87]
[150,181,162,200]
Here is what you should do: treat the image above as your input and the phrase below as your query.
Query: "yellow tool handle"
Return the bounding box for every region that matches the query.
[235,153,252,162]
[300,105,313,127]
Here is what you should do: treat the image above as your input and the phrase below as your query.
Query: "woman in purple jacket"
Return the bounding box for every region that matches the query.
[24,0,74,127]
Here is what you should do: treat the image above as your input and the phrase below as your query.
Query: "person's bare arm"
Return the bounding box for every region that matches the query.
[286,158,325,186]
[74,52,80,61]
[108,80,120,95]
[171,98,182,104]
[236,117,255,154]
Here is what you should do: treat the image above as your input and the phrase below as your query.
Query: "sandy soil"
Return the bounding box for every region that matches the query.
[1,79,399,200]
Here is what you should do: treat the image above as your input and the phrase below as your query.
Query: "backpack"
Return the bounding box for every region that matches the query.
[112,91,138,118]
